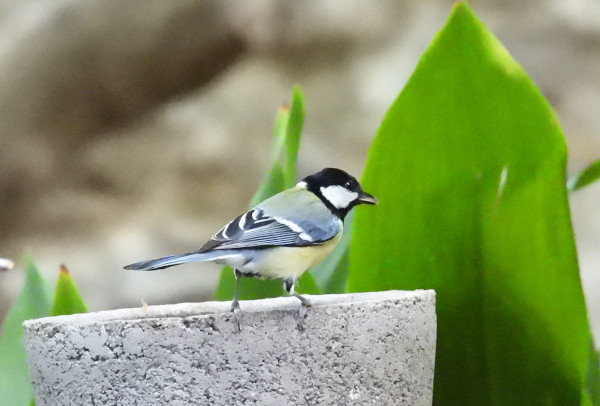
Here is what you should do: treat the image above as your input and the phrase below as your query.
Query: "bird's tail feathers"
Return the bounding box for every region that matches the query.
[124,250,231,271]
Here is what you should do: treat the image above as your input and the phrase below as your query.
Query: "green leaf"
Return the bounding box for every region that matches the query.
[250,163,285,208]
[348,3,591,404]
[585,340,600,405]
[0,260,52,406]
[51,265,88,316]
[249,107,288,208]
[283,87,305,188]
[214,87,319,301]
[568,159,600,192]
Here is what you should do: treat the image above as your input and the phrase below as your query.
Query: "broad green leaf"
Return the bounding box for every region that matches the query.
[568,159,600,192]
[51,265,88,316]
[348,3,591,405]
[585,341,600,405]
[214,87,320,301]
[0,260,52,406]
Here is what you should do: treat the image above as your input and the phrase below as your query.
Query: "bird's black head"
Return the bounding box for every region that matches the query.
[299,168,377,220]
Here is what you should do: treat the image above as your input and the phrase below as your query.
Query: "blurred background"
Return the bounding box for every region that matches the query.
[0,0,599,338]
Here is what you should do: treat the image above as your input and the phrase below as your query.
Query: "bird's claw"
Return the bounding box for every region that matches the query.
[297,303,310,331]
[230,300,242,332]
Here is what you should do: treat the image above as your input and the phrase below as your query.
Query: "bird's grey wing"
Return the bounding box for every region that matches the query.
[256,186,343,243]
[199,206,340,252]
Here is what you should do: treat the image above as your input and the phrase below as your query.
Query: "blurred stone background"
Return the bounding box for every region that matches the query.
[0,0,599,338]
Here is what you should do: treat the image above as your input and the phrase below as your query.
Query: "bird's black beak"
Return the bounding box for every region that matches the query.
[357,191,378,205]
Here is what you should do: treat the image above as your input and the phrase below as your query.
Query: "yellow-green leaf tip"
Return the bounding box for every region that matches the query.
[452,1,472,12]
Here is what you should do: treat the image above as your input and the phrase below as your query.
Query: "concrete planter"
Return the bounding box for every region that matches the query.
[23,290,436,405]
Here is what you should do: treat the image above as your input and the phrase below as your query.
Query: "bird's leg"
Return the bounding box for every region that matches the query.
[230,269,242,332]
[230,269,242,311]
[294,292,312,331]
[284,278,312,331]
[293,292,312,306]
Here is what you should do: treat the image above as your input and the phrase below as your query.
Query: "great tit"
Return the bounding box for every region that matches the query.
[124,167,377,329]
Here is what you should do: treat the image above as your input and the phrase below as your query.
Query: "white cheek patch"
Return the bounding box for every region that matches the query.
[320,185,359,209]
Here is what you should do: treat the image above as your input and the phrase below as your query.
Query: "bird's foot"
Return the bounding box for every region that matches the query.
[296,301,311,331]
[230,299,242,332]
[292,292,312,331]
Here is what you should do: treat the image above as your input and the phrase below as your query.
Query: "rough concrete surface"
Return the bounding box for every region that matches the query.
[23,290,436,406]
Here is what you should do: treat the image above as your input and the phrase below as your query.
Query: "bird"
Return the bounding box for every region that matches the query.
[124,167,377,330]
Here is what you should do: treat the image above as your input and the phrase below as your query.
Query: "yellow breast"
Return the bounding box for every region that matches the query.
[258,232,342,281]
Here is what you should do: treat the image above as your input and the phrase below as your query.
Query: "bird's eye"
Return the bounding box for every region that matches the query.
[345,180,354,189]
